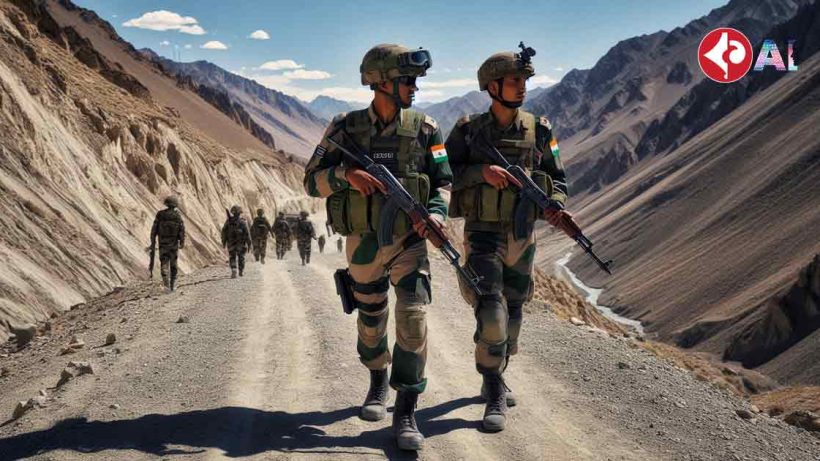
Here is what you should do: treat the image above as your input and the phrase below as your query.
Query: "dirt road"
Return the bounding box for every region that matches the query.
[0,247,817,460]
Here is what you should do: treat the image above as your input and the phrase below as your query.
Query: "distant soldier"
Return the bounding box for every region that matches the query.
[150,196,185,291]
[318,234,326,253]
[221,205,252,278]
[250,208,274,264]
[272,211,292,260]
[336,237,343,253]
[295,210,316,265]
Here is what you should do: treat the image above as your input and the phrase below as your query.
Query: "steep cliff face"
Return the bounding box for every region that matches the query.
[0,0,313,341]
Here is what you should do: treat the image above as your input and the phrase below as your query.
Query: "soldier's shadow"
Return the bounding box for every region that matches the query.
[0,397,481,460]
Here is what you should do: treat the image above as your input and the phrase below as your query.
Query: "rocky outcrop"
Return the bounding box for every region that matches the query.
[724,256,820,369]
[0,0,312,341]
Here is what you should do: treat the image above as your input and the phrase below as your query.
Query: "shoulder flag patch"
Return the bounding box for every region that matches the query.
[549,138,560,158]
[313,144,327,158]
[431,144,448,163]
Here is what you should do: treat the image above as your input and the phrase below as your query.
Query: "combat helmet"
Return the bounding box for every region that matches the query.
[257,208,264,217]
[164,195,179,208]
[478,42,536,108]
[230,205,242,215]
[299,210,309,218]
[361,44,432,108]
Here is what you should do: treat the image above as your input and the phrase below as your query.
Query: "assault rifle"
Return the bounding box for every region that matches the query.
[478,133,613,275]
[325,133,483,297]
[148,243,156,279]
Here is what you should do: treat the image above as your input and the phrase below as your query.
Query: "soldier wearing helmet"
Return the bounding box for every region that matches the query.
[150,195,186,291]
[294,210,316,265]
[303,43,452,450]
[221,205,252,278]
[250,208,274,264]
[445,43,570,433]
[272,211,293,260]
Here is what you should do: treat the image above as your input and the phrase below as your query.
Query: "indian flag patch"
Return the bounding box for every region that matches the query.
[549,138,560,158]
[431,144,448,163]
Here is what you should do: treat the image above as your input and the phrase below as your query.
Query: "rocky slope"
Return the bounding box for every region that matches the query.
[150,57,326,158]
[525,0,811,195]
[0,0,312,342]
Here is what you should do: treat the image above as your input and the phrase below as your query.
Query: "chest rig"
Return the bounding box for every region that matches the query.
[326,108,431,238]
[449,110,553,237]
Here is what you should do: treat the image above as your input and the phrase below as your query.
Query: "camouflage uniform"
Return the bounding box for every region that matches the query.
[272,213,292,260]
[150,196,185,291]
[221,206,252,277]
[446,46,568,432]
[250,209,273,264]
[318,235,326,253]
[295,212,316,265]
[304,107,451,394]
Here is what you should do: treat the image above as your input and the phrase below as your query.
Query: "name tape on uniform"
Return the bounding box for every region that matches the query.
[431,144,448,163]
[313,145,327,158]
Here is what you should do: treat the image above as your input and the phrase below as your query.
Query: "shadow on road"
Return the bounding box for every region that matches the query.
[0,397,481,460]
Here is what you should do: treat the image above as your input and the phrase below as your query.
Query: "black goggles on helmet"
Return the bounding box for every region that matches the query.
[396,75,417,86]
[398,49,432,70]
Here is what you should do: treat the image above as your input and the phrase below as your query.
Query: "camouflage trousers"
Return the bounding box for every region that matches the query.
[459,228,535,375]
[252,238,268,261]
[346,231,431,394]
[297,239,312,262]
[228,248,247,273]
[159,247,179,286]
[275,238,289,259]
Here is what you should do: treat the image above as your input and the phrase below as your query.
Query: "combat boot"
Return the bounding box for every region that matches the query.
[360,369,389,421]
[169,277,176,292]
[481,376,516,407]
[482,373,507,432]
[393,391,424,450]
[231,268,237,279]
[306,254,311,264]
[161,274,170,290]
[261,255,265,264]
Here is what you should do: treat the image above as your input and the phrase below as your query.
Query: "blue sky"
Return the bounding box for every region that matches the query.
[74,0,727,104]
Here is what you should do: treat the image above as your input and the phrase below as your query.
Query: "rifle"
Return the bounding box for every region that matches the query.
[477,133,613,275]
[148,243,156,279]
[325,133,483,296]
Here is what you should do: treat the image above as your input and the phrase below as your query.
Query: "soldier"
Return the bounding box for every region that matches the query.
[221,205,252,278]
[303,44,450,451]
[318,234,326,253]
[272,211,292,260]
[250,208,274,264]
[294,211,316,265]
[445,44,570,433]
[150,196,186,291]
[337,237,343,253]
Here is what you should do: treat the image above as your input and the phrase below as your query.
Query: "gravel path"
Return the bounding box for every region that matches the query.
[0,247,817,460]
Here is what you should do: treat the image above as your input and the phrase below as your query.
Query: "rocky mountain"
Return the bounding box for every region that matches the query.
[548,4,820,386]
[420,90,490,137]
[525,0,812,195]
[148,57,326,159]
[0,0,313,341]
[306,95,364,122]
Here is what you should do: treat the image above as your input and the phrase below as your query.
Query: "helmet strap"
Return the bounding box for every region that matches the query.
[489,77,523,109]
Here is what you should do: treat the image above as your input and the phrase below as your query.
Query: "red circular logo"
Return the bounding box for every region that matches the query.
[698,28,753,83]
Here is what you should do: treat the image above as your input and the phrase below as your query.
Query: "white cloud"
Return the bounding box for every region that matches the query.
[553,67,564,72]
[419,78,475,89]
[184,44,192,49]
[201,41,228,50]
[160,40,171,46]
[248,30,270,40]
[123,10,206,35]
[259,59,304,71]
[283,69,332,80]
[529,75,559,86]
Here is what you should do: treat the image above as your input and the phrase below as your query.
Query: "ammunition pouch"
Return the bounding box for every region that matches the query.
[450,171,553,227]
[326,173,430,237]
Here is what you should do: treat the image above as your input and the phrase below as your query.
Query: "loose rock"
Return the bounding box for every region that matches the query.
[570,317,586,326]
[104,333,116,346]
[736,409,755,420]
[176,316,190,324]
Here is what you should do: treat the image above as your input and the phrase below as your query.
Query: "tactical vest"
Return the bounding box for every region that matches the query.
[449,111,553,229]
[156,209,183,247]
[252,217,269,237]
[327,108,431,237]
[225,218,247,245]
